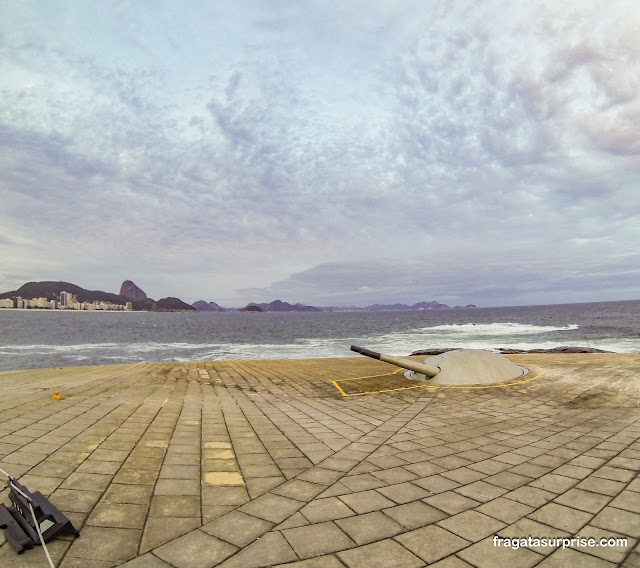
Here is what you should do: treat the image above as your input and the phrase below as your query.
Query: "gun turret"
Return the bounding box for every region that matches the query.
[350,345,440,379]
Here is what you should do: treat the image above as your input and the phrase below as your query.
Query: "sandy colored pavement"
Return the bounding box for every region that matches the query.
[1,353,640,567]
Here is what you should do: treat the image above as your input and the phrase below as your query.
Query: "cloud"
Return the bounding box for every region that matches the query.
[0,1,639,305]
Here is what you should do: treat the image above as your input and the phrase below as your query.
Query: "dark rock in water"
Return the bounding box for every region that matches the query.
[151,297,196,312]
[120,280,148,303]
[498,346,613,354]
[412,346,613,356]
[192,300,224,312]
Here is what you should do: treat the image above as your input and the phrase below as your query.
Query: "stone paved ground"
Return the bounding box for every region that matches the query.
[1,353,640,567]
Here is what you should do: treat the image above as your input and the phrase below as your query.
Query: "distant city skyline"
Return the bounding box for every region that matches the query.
[2,1,639,307]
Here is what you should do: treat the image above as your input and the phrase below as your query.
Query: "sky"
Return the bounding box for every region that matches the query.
[1,1,639,308]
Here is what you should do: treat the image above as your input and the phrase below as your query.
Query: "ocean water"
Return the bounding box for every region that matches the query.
[0,300,639,371]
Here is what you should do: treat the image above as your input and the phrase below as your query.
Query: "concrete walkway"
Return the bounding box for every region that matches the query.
[1,353,640,567]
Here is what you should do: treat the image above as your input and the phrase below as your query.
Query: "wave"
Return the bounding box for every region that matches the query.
[418,322,579,335]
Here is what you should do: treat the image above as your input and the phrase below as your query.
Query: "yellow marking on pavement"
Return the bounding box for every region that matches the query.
[333,366,545,397]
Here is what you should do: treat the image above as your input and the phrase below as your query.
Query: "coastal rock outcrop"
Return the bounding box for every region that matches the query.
[119,280,148,303]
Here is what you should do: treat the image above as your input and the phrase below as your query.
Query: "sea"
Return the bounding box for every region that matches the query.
[0,300,639,372]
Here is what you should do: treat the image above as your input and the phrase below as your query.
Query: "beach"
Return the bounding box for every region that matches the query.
[1,353,639,567]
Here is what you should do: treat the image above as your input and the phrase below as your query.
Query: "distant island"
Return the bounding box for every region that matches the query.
[0,279,477,313]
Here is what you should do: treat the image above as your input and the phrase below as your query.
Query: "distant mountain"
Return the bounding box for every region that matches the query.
[259,300,321,312]
[192,300,224,312]
[152,297,196,312]
[363,300,451,311]
[0,281,124,305]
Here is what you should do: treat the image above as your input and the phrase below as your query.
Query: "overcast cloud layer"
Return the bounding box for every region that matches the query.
[1,1,639,307]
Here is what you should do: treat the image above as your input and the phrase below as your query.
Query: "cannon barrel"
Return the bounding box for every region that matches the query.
[350,345,440,378]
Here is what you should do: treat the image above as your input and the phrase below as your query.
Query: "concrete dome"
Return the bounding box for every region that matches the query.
[405,349,527,386]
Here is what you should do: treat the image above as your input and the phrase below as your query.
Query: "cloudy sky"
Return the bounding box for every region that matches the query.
[1,1,639,308]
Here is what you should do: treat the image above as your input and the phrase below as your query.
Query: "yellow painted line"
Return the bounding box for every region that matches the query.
[333,365,545,397]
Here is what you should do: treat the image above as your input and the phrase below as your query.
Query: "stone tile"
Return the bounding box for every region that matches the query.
[202,486,250,506]
[202,510,274,547]
[241,493,303,523]
[424,491,481,515]
[113,468,158,485]
[574,525,638,564]
[66,526,142,563]
[528,503,593,533]
[274,554,349,568]
[504,486,556,507]
[337,538,425,568]
[454,480,508,503]
[395,524,469,564]
[282,521,355,558]
[591,506,640,537]
[139,517,201,553]
[485,471,532,490]
[609,490,640,514]
[383,500,447,529]
[576,476,626,496]
[377,482,430,504]
[437,510,506,542]
[149,495,201,517]
[118,552,175,567]
[218,532,297,568]
[535,548,616,568]
[155,529,238,568]
[60,472,112,492]
[301,497,356,523]
[413,475,460,494]
[458,535,544,568]
[554,488,612,514]
[272,479,326,502]
[202,471,245,486]
[154,478,200,495]
[50,488,103,513]
[87,503,148,529]
[477,497,534,524]
[339,490,396,514]
[336,511,404,545]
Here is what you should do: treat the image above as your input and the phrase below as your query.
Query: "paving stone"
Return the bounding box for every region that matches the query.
[118,552,175,567]
[457,535,544,567]
[382,500,447,529]
[218,532,297,568]
[424,491,481,515]
[535,547,616,567]
[591,506,640,537]
[528,503,593,533]
[336,510,404,544]
[339,490,396,514]
[149,495,201,517]
[337,538,425,568]
[554,487,612,514]
[66,526,142,563]
[202,510,274,547]
[454,480,508,503]
[274,554,348,567]
[395,524,470,564]
[437,510,506,542]
[202,486,250,506]
[241,493,303,523]
[282,521,356,558]
[154,529,238,568]
[476,497,534,524]
[301,497,356,522]
[87,503,148,529]
[139,517,201,553]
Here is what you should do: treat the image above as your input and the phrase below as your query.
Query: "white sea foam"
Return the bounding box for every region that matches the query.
[419,322,579,335]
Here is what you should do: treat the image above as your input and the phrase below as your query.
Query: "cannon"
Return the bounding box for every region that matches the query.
[350,345,527,386]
